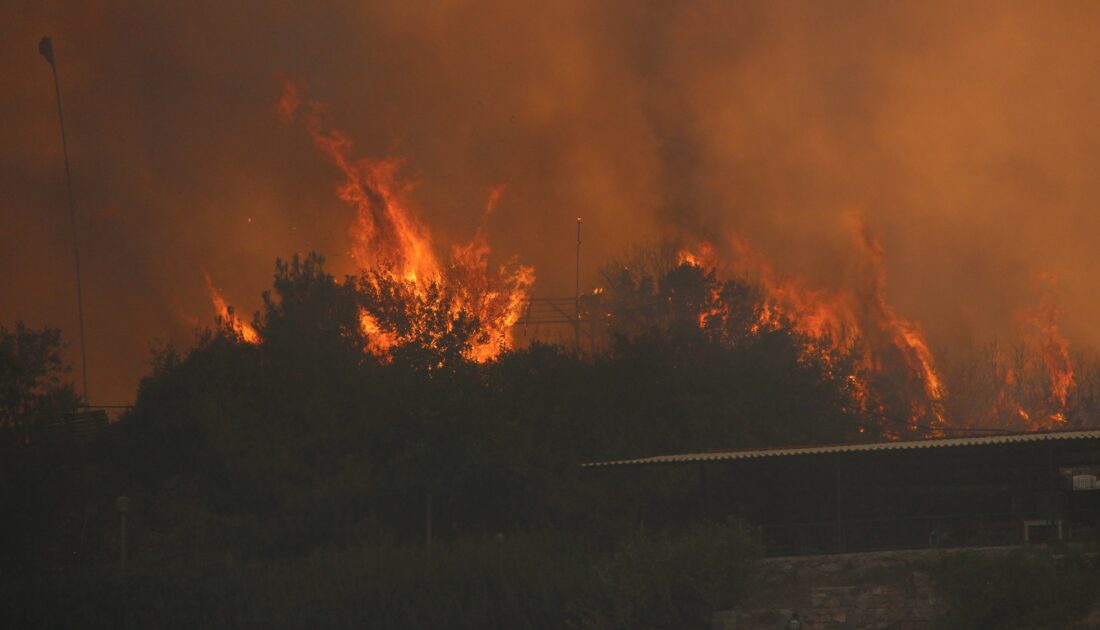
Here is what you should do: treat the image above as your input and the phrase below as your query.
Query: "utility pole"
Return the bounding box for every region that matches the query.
[39,36,89,404]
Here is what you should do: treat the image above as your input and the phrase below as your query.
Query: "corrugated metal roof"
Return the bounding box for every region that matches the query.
[581,429,1100,468]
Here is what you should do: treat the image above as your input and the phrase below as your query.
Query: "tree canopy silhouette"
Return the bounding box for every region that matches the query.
[5,250,868,566]
[0,323,79,434]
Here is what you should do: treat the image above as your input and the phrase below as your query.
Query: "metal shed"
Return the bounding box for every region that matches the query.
[583,429,1100,555]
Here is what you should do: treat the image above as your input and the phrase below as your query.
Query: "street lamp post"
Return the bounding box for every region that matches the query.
[39,36,90,404]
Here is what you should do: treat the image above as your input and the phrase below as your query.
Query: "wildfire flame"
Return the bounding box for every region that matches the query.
[680,219,948,436]
[198,81,1077,434]
[677,242,718,272]
[677,220,1081,435]
[206,80,533,363]
[202,271,259,343]
[1009,275,1074,427]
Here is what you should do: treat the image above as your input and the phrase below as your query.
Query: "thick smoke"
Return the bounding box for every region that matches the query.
[4,1,1100,404]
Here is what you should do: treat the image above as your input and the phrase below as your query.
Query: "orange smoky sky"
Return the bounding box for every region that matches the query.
[3,1,1100,405]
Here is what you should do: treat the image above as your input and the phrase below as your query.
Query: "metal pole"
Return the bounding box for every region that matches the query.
[115,496,130,570]
[39,36,89,404]
[120,512,127,569]
[426,493,433,547]
[574,218,581,352]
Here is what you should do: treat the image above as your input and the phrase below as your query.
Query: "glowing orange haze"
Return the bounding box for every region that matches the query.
[207,76,1077,434]
[210,76,1077,433]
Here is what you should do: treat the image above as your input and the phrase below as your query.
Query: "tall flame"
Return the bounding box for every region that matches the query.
[297,89,532,361]
[206,79,531,363]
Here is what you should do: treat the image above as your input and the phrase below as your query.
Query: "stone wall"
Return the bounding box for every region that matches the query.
[712,547,989,629]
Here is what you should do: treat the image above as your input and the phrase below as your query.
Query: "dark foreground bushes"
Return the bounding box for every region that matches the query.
[932,546,1100,630]
[0,522,758,630]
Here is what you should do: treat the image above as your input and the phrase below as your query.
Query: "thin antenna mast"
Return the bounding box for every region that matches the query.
[574,217,581,351]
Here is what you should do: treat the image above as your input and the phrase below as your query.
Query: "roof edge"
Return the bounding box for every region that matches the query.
[581,429,1100,468]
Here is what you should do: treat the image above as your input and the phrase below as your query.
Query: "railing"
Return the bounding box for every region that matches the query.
[34,408,111,444]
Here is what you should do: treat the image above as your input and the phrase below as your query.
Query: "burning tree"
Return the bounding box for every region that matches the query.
[282,81,534,364]
[668,221,1082,438]
[206,81,534,366]
[357,267,486,370]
